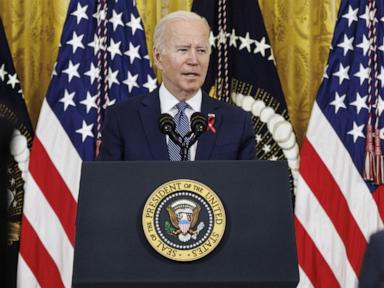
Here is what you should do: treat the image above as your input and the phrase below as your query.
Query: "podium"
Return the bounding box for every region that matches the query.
[73,161,298,287]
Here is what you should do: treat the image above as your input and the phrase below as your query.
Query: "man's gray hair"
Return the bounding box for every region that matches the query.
[153,10,211,54]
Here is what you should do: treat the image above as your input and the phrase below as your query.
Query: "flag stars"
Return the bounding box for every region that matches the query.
[52,62,58,77]
[342,5,358,27]
[124,42,141,64]
[323,64,329,79]
[238,32,253,53]
[254,37,270,57]
[60,89,76,111]
[109,10,124,31]
[103,96,116,109]
[217,29,227,47]
[359,6,370,26]
[376,97,384,116]
[7,73,19,89]
[347,122,365,143]
[143,75,157,92]
[360,6,377,27]
[370,8,378,23]
[127,13,143,35]
[354,64,369,85]
[123,71,139,93]
[333,63,350,85]
[379,38,384,53]
[229,29,238,47]
[108,39,122,60]
[337,35,354,56]
[255,134,262,143]
[213,29,271,57]
[0,64,7,81]
[107,68,120,88]
[356,35,371,56]
[262,144,271,154]
[209,31,216,48]
[350,93,368,114]
[93,9,107,22]
[88,34,105,56]
[268,50,275,63]
[76,120,94,143]
[63,60,80,82]
[84,62,99,85]
[71,3,88,24]
[80,92,98,113]
[330,92,346,114]
[66,31,85,54]
[378,67,384,87]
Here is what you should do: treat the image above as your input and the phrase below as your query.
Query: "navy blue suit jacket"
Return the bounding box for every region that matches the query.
[359,230,384,288]
[97,90,256,161]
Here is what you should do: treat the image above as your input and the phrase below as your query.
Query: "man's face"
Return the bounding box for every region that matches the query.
[154,20,210,101]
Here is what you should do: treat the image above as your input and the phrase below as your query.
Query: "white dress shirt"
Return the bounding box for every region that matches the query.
[159,84,202,160]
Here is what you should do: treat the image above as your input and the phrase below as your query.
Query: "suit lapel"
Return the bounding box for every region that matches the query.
[196,93,221,160]
[139,90,169,160]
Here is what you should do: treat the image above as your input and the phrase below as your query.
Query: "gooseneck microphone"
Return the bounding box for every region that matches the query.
[188,112,208,148]
[159,113,181,146]
[159,112,208,161]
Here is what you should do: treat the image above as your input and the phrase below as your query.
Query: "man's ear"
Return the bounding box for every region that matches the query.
[153,47,163,70]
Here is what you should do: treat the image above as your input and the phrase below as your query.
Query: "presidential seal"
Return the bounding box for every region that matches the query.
[142,179,226,262]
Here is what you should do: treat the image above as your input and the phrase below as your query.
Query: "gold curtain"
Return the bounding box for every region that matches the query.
[259,0,341,143]
[0,0,340,143]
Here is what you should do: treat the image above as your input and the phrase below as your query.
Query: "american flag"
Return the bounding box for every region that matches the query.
[295,0,384,286]
[17,0,156,287]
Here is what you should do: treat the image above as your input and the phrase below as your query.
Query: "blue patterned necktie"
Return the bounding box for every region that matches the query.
[168,102,189,161]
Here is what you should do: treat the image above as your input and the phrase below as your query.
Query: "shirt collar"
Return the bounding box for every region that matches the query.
[159,84,202,113]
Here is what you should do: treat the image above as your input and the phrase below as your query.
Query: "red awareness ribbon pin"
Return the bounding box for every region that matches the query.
[207,113,216,133]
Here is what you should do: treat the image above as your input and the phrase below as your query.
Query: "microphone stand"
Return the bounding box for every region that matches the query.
[178,132,195,161]
[180,138,189,161]
[179,113,207,161]
[179,131,194,161]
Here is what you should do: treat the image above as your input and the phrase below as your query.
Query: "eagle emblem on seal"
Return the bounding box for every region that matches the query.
[166,199,205,242]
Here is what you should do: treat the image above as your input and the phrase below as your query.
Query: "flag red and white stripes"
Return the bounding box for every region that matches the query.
[18,101,80,287]
[295,103,384,287]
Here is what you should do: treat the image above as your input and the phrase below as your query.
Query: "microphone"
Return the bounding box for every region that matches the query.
[188,112,208,148]
[159,113,181,146]
[191,112,208,136]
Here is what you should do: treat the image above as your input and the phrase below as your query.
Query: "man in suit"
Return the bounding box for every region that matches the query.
[359,230,384,287]
[98,11,255,161]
